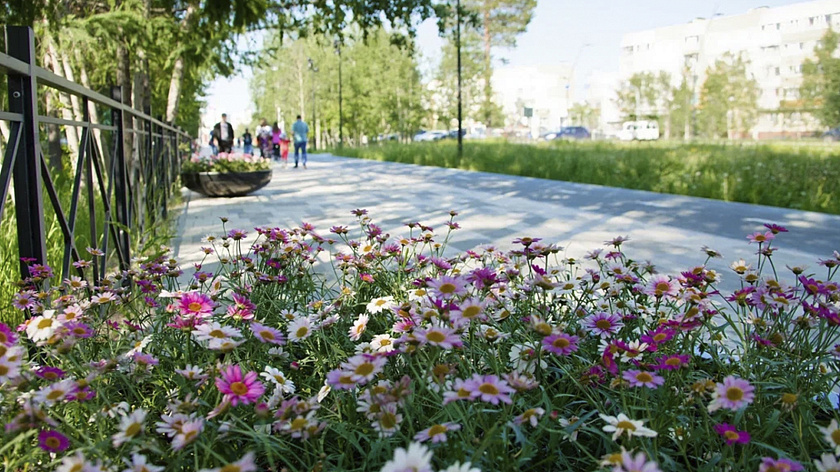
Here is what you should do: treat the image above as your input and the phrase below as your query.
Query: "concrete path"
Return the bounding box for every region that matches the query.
[173,153,840,289]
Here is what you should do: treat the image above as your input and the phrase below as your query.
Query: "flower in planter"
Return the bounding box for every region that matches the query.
[583,312,624,338]
[708,376,755,412]
[622,370,664,389]
[600,413,658,440]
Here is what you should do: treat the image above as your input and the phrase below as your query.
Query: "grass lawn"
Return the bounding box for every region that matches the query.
[330,140,840,215]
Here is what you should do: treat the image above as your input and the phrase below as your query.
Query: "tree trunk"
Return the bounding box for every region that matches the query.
[165,3,197,124]
[482,6,493,126]
[44,91,64,173]
[45,37,80,167]
[297,63,306,120]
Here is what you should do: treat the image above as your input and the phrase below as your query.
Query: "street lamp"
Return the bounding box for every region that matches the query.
[308,58,318,150]
[334,40,344,147]
[456,0,463,158]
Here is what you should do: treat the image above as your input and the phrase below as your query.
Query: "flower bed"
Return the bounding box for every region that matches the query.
[182,152,271,173]
[3,211,840,471]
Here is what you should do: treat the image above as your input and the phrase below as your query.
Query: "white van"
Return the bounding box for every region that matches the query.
[618,121,660,141]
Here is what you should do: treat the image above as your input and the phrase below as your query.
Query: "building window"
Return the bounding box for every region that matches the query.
[775,67,780,76]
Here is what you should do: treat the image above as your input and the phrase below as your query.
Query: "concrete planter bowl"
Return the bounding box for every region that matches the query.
[181,170,272,197]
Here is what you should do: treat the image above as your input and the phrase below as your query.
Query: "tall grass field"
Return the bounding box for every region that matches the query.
[331,140,840,215]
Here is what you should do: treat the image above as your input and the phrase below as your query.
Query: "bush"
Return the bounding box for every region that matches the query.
[181,152,271,173]
[2,211,839,471]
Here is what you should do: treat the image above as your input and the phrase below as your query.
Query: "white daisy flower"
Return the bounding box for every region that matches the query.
[261,366,296,395]
[366,296,395,314]
[349,314,370,341]
[600,413,658,441]
[370,333,395,353]
[287,317,313,342]
[112,408,147,447]
[380,442,433,472]
[26,310,61,342]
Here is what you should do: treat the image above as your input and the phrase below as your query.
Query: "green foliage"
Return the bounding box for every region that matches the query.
[801,28,840,128]
[568,102,600,130]
[332,140,840,214]
[615,71,672,122]
[250,28,425,145]
[697,53,760,139]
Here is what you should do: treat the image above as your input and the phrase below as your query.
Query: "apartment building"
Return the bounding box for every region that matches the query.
[619,0,840,138]
[491,64,574,132]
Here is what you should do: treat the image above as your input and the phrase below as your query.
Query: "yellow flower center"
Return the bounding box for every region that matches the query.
[220,465,242,472]
[260,331,275,341]
[339,375,355,385]
[428,424,448,436]
[230,382,248,395]
[125,422,142,438]
[462,306,481,318]
[635,372,654,383]
[0,365,7,375]
[655,282,670,293]
[38,318,53,330]
[47,389,65,401]
[726,387,744,402]
[478,383,499,395]
[425,331,446,343]
[379,338,392,347]
[438,283,456,294]
[188,302,202,312]
[0,333,7,343]
[781,393,797,404]
[379,412,397,429]
[724,430,740,441]
[552,337,570,349]
[354,362,375,377]
[457,388,471,398]
[209,329,226,338]
[375,299,387,306]
[665,357,682,367]
[832,429,840,445]
[290,417,308,431]
[616,420,637,431]
[295,326,309,338]
[595,319,611,330]
[44,436,61,449]
[653,333,667,342]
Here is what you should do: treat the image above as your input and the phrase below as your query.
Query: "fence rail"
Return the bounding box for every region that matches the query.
[0,25,194,285]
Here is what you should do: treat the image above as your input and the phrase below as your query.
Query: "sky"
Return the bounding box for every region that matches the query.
[205,0,814,123]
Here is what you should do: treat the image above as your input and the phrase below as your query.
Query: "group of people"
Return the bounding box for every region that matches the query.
[210,113,310,168]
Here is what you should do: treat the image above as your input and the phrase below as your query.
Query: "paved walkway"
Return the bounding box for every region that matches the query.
[173,153,840,289]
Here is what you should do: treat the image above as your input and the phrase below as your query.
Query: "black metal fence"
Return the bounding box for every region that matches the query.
[0,26,194,284]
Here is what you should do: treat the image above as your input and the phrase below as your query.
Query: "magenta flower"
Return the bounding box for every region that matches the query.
[227,293,256,320]
[466,374,515,405]
[582,312,624,338]
[177,292,215,317]
[758,457,803,472]
[652,354,690,371]
[763,223,788,234]
[250,322,286,345]
[415,326,463,349]
[708,376,755,412]
[443,378,479,404]
[714,423,751,445]
[215,365,265,406]
[747,231,775,244]
[38,429,70,452]
[542,333,580,356]
[35,366,66,381]
[326,369,358,390]
[622,369,665,389]
[640,326,676,346]
[427,275,469,299]
[0,322,18,345]
[644,275,678,298]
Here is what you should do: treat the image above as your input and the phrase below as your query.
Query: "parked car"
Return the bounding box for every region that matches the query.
[822,127,840,142]
[618,121,659,141]
[444,129,467,139]
[414,130,447,142]
[557,126,591,140]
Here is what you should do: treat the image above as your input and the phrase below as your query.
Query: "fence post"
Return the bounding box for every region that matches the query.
[110,86,131,270]
[6,26,47,279]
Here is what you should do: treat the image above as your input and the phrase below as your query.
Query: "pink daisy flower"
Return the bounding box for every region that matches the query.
[341,354,387,383]
[613,451,662,472]
[747,231,775,244]
[622,370,665,389]
[215,365,265,406]
[413,422,461,443]
[466,374,515,405]
[35,366,66,381]
[652,353,690,371]
[443,378,479,404]
[415,326,463,349]
[0,322,18,345]
[178,292,215,318]
[542,333,580,356]
[427,275,469,300]
[758,457,803,472]
[249,322,286,345]
[582,312,624,338]
[708,376,755,412]
[714,423,751,445]
[227,293,256,320]
[640,326,676,346]
[326,369,359,390]
[38,429,70,453]
[644,275,678,298]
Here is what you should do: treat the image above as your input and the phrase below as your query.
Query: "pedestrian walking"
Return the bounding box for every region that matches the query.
[292,115,309,169]
[242,128,253,155]
[209,129,218,155]
[271,123,283,162]
[213,113,234,153]
[256,118,272,158]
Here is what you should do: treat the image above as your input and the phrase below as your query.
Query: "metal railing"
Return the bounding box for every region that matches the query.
[1,26,194,284]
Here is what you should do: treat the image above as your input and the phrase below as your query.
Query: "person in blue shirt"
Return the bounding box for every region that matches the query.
[291,115,309,169]
[242,129,253,155]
